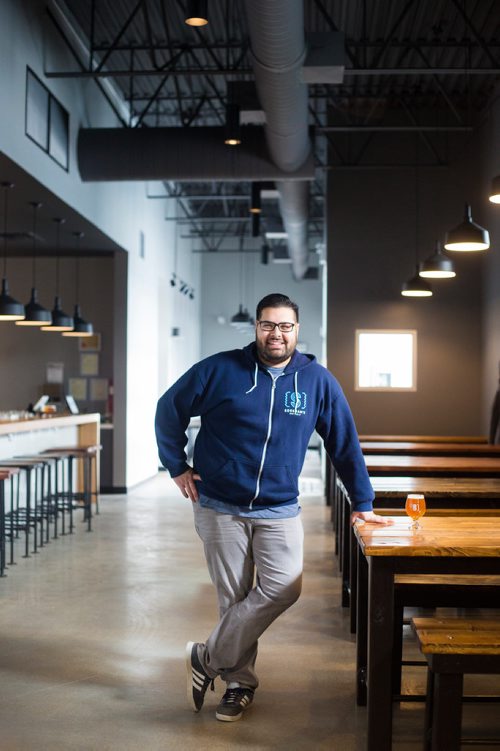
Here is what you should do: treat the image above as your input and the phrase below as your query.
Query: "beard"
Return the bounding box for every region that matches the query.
[255,337,296,365]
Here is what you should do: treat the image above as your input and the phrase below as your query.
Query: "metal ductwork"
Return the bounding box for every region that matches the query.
[243,0,311,280]
[77,0,313,279]
[77,127,314,182]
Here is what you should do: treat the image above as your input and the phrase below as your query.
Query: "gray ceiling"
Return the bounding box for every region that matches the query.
[3,0,500,257]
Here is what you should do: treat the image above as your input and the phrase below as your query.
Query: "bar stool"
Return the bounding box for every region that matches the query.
[0,459,46,557]
[0,467,19,576]
[41,445,101,532]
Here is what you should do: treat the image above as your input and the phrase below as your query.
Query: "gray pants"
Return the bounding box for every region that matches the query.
[192,502,304,690]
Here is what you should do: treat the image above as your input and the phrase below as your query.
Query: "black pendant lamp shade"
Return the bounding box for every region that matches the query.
[41,295,74,331]
[62,231,93,337]
[444,203,490,251]
[489,175,500,204]
[185,0,208,26]
[230,304,251,325]
[0,182,24,321]
[401,267,433,297]
[41,218,73,332]
[16,202,51,326]
[62,304,93,337]
[419,242,456,279]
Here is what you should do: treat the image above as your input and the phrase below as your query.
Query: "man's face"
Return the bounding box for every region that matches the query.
[255,306,299,367]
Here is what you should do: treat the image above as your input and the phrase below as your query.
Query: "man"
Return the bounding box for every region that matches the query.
[155,292,389,723]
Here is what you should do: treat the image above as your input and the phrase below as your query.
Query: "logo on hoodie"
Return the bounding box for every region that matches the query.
[284,390,307,416]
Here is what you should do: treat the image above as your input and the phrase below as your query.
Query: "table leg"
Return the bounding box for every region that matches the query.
[367,557,395,751]
[341,493,351,607]
[356,546,368,706]
[350,518,358,633]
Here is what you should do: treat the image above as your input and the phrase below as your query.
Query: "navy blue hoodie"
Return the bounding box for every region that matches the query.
[155,343,374,512]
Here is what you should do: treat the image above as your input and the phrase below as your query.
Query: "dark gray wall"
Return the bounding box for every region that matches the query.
[0,255,114,413]
[326,158,485,435]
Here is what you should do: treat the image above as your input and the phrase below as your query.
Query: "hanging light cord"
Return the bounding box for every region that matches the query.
[31,203,40,289]
[73,232,83,303]
[2,184,8,278]
[55,219,62,296]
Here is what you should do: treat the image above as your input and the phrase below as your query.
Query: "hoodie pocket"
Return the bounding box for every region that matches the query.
[260,464,299,502]
[201,459,260,503]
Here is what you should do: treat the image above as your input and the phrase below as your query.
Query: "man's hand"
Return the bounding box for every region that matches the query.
[351,510,395,526]
[173,468,201,502]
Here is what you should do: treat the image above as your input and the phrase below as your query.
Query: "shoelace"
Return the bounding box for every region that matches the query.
[222,688,248,705]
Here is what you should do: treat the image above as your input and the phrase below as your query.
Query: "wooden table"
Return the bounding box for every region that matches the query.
[353,516,500,751]
[359,435,487,444]
[365,455,500,476]
[371,475,500,503]
[343,477,500,626]
[361,441,500,456]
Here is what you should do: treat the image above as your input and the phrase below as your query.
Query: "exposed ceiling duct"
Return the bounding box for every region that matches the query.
[77,127,314,182]
[76,0,314,281]
[243,0,312,280]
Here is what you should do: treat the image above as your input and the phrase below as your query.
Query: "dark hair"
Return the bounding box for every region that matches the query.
[256,293,299,322]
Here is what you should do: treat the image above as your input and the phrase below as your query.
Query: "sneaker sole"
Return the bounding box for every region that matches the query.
[216,710,244,722]
[185,641,199,712]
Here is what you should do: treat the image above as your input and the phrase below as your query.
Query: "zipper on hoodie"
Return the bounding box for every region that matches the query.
[249,372,283,509]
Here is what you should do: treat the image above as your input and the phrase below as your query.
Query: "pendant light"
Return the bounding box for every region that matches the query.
[16,202,51,326]
[250,183,262,214]
[401,269,433,297]
[401,138,433,298]
[0,182,25,321]
[224,103,241,146]
[488,175,500,204]
[41,218,73,332]
[62,231,93,337]
[444,203,490,251]
[419,242,456,279]
[184,0,208,26]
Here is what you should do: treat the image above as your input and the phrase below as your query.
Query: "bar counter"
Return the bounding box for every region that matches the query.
[0,413,100,461]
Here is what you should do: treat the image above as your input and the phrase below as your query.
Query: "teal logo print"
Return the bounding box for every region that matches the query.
[284,391,307,415]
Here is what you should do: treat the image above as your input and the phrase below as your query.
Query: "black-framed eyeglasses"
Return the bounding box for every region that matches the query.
[257,320,295,333]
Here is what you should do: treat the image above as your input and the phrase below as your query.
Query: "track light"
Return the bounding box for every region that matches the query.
[418,242,456,279]
[444,203,490,252]
[489,175,500,204]
[185,0,208,26]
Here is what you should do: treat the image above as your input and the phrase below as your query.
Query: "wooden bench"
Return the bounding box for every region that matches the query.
[393,574,500,698]
[412,616,500,751]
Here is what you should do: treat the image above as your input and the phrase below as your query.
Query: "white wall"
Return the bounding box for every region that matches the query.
[0,0,202,487]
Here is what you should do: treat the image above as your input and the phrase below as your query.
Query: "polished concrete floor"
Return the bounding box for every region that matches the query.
[1,456,499,750]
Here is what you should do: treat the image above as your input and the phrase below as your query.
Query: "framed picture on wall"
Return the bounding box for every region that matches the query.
[79,333,101,352]
[80,353,99,377]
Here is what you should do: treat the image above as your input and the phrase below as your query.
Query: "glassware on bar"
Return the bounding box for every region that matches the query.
[405,493,426,530]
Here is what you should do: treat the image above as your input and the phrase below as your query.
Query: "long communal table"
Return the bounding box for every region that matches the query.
[358,435,488,443]
[346,477,500,630]
[353,516,500,751]
[365,454,500,476]
[339,476,500,615]
[361,441,500,456]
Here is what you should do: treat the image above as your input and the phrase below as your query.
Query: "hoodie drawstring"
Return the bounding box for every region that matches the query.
[294,371,299,414]
[246,362,258,394]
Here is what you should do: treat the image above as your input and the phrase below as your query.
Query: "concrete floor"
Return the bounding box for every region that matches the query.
[1,457,499,750]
